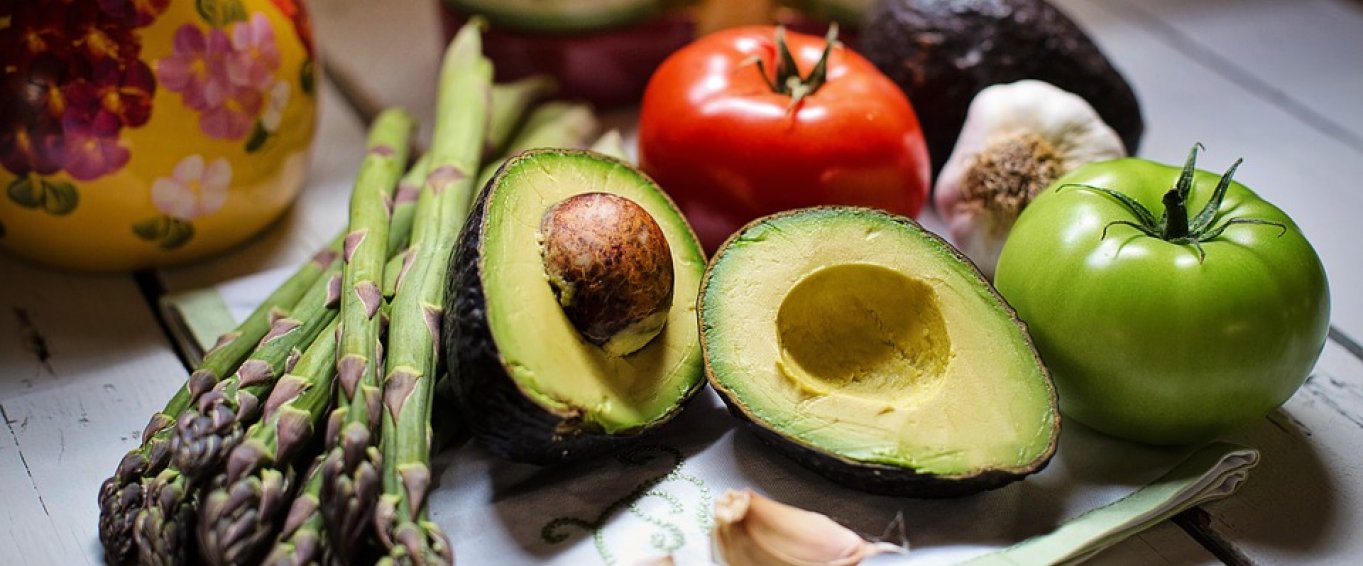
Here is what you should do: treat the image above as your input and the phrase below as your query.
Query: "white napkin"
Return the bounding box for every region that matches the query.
[163,271,1257,566]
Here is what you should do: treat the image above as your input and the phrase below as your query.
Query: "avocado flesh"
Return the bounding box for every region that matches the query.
[477,151,705,435]
[702,208,1057,482]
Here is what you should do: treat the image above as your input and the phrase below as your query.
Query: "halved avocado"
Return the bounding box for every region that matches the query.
[700,207,1058,497]
[444,149,706,464]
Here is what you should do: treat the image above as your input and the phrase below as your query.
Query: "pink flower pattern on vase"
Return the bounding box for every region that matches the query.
[151,154,232,220]
[156,13,281,141]
[229,13,281,92]
[60,104,132,181]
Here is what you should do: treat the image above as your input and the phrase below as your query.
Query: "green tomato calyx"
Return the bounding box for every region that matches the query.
[747,24,840,110]
[1059,144,1287,262]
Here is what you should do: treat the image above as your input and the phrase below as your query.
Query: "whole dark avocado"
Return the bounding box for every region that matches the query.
[861,0,1144,174]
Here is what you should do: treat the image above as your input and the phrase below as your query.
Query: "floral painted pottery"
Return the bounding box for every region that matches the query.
[0,0,318,271]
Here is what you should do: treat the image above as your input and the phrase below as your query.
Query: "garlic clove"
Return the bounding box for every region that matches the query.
[712,489,905,566]
[630,555,676,566]
[934,80,1126,278]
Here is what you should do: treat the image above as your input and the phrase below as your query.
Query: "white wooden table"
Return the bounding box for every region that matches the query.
[4,0,1362,563]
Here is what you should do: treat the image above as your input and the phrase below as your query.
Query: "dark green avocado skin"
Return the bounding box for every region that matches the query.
[444,175,628,465]
[861,0,1144,174]
[714,386,1051,498]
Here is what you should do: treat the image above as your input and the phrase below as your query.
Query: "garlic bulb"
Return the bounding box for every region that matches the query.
[712,489,904,566]
[934,79,1126,278]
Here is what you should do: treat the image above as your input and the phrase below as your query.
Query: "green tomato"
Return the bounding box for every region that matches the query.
[994,146,1330,445]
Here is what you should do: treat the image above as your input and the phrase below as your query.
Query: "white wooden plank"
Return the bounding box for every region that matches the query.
[0,255,188,563]
[1192,339,1363,565]
[0,402,87,564]
[157,82,367,294]
[1100,0,1363,146]
[1049,0,1363,346]
[0,260,180,402]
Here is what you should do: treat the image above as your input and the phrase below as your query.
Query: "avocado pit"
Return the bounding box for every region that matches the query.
[539,192,675,356]
[776,263,951,404]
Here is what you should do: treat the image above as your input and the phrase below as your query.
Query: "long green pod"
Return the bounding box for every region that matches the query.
[319,107,418,560]
[371,22,492,566]
[197,317,341,566]
[98,237,340,565]
[137,259,344,565]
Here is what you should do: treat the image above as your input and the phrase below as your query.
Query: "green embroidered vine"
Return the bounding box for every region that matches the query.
[540,444,713,565]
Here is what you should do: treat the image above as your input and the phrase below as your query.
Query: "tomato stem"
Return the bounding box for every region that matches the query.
[1059,143,1288,263]
[1161,188,1190,239]
[757,24,840,109]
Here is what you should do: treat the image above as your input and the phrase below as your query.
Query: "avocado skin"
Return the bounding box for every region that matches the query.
[443,150,702,465]
[861,0,1144,174]
[728,403,1047,498]
[700,208,1060,498]
[444,171,619,465]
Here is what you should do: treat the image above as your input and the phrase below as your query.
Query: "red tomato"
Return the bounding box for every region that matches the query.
[638,26,931,253]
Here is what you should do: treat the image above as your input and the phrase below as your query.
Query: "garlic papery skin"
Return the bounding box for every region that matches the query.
[712,489,905,566]
[934,79,1126,278]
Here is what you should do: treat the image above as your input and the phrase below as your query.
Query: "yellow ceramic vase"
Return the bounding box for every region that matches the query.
[0,0,318,271]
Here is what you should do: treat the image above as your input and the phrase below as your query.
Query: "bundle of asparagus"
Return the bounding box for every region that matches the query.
[95,19,602,564]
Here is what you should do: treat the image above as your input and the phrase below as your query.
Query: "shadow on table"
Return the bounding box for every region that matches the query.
[477,394,732,561]
[731,416,1220,554]
[1202,405,1336,556]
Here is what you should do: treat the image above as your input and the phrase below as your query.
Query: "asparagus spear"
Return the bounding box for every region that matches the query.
[474,100,600,190]
[197,109,418,564]
[172,109,412,477]
[263,458,328,566]
[136,258,344,564]
[319,107,419,560]
[171,257,345,483]
[484,75,556,159]
[196,317,340,565]
[589,129,630,161]
[134,468,196,566]
[386,154,431,262]
[382,75,555,301]
[98,241,339,565]
[384,155,432,300]
[366,23,492,565]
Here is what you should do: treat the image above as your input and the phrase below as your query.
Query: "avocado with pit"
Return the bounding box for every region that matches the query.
[444,149,706,465]
[861,0,1144,174]
[700,207,1058,497]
